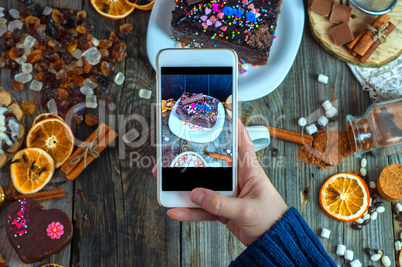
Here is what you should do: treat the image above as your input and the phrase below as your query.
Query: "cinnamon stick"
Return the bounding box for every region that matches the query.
[66,128,118,180]
[265,126,314,147]
[33,193,65,202]
[346,30,366,51]
[359,22,396,63]
[208,152,232,163]
[15,188,65,201]
[353,14,390,56]
[61,123,109,175]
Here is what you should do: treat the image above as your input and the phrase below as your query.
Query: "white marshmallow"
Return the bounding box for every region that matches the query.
[325,106,338,118]
[317,116,329,127]
[336,244,347,256]
[322,100,333,111]
[320,228,331,239]
[305,124,318,135]
[344,249,353,261]
[298,117,307,127]
[350,259,362,267]
[395,240,401,251]
[318,74,329,84]
[396,202,402,212]
[360,168,367,177]
[361,158,367,168]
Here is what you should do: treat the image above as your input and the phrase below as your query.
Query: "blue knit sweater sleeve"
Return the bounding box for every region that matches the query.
[230,207,337,267]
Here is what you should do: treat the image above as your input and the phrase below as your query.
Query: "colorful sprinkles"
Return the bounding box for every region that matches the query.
[171,0,280,74]
[8,198,29,238]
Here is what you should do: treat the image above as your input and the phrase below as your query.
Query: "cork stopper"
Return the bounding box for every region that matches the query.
[0,186,4,207]
[377,164,402,201]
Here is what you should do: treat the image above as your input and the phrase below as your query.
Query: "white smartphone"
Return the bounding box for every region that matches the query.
[156,49,238,208]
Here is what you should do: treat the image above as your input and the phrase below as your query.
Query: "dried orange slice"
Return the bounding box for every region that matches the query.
[125,0,154,10]
[319,173,370,222]
[40,264,64,267]
[33,113,64,125]
[27,118,75,168]
[11,148,55,194]
[161,100,168,113]
[91,0,135,20]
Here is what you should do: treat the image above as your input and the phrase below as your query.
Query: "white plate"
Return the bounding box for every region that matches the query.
[168,97,225,143]
[146,0,305,101]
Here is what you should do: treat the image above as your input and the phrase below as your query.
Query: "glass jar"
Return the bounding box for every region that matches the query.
[346,97,402,157]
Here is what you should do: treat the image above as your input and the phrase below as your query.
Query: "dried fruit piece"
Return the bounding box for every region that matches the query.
[82,56,92,73]
[26,118,74,168]
[77,10,86,25]
[68,39,78,53]
[98,39,113,49]
[22,100,36,115]
[118,23,133,39]
[109,32,120,43]
[71,104,86,124]
[13,80,24,91]
[78,33,93,48]
[11,148,55,194]
[90,0,135,20]
[101,61,115,76]
[99,49,109,60]
[9,47,25,60]
[25,15,40,29]
[48,39,62,49]
[76,23,94,34]
[319,173,370,222]
[55,88,69,100]
[27,49,42,63]
[28,24,46,42]
[112,42,127,61]
[85,114,98,126]
[52,9,66,24]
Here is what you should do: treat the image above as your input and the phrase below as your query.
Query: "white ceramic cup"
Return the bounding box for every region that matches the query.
[245,126,271,152]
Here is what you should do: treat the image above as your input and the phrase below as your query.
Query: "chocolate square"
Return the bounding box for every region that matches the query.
[311,0,334,17]
[330,4,352,24]
[330,22,354,46]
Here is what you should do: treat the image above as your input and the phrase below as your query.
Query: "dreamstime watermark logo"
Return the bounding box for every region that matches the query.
[62,100,339,170]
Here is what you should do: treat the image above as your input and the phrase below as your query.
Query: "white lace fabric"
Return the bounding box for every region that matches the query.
[348,54,402,102]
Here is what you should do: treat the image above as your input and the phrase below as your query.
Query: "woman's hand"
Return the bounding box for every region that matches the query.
[152,121,288,246]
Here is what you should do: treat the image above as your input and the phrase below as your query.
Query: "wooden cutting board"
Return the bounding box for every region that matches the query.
[308,0,402,67]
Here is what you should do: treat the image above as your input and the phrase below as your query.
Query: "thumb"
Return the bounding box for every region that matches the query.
[190,188,244,219]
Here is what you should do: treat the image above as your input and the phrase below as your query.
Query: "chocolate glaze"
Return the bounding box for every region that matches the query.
[176,92,219,128]
[171,0,282,65]
[6,198,73,264]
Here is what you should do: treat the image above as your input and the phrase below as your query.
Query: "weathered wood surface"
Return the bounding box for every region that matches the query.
[308,0,402,67]
[0,0,400,266]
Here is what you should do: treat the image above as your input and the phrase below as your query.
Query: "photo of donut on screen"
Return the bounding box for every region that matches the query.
[160,67,233,172]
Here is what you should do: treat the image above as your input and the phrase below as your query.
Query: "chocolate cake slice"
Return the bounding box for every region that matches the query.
[171,0,282,65]
[176,92,219,128]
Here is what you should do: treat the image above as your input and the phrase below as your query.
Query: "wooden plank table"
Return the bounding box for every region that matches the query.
[0,0,401,266]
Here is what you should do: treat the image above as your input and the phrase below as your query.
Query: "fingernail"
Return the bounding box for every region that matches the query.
[191,190,206,206]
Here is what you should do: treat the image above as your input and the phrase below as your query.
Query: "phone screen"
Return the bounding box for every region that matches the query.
[160,67,234,191]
